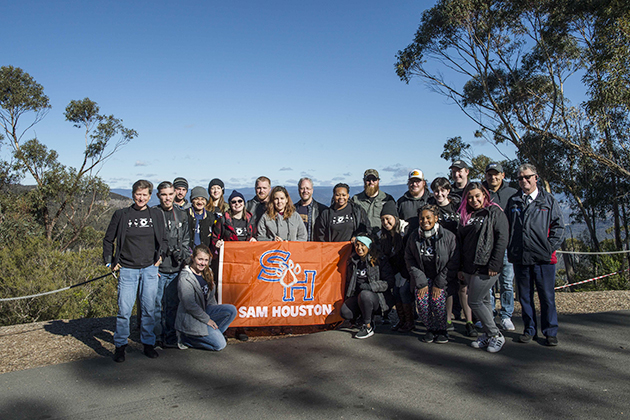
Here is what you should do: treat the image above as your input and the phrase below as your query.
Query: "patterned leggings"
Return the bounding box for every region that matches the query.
[416,278,447,333]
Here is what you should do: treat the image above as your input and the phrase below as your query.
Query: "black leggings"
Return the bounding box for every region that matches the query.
[341,290,380,325]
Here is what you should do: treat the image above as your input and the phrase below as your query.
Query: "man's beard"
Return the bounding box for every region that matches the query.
[365,184,379,197]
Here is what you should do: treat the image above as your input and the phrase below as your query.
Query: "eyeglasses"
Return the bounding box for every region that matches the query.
[230,199,244,204]
[365,177,379,183]
[517,174,536,181]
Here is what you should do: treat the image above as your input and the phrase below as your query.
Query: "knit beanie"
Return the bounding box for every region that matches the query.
[208,178,225,192]
[380,200,398,218]
[190,186,209,201]
[173,177,188,190]
[228,190,245,203]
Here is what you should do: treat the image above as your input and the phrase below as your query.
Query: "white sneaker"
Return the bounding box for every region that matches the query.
[487,333,505,353]
[500,318,515,331]
[470,333,489,349]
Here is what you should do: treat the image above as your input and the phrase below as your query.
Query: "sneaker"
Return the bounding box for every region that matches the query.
[465,322,478,337]
[434,334,449,344]
[500,318,516,331]
[545,336,559,346]
[519,333,534,343]
[487,333,506,353]
[446,321,455,331]
[355,324,374,339]
[143,344,159,359]
[113,345,126,363]
[470,333,490,349]
[423,332,435,343]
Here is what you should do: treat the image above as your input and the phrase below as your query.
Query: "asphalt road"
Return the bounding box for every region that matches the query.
[1,311,629,419]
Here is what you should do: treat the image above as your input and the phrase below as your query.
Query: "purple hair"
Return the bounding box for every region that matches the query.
[458,182,500,226]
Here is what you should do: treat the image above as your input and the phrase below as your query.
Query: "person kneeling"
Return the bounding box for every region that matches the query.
[341,236,394,339]
[175,245,236,351]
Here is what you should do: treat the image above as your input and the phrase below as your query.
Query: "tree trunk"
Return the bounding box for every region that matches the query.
[612,176,622,250]
[561,240,575,286]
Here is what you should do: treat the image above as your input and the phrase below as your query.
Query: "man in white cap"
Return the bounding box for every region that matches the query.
[397,169,431,231]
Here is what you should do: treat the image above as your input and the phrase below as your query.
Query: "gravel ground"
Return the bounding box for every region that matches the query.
[1,290,629,374]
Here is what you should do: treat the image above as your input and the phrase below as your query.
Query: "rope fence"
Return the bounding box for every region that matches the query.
[0,271,118,302]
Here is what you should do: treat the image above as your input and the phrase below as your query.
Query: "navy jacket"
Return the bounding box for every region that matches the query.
[505,188,564,265]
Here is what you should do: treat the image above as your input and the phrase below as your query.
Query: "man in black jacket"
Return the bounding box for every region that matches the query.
[153,181,191,348]
[506,164,564,346]
[246,176,271,227]
[483,162,518,331]
[295,177,327,241]
[397,169,431,231]
[103,180,167,362]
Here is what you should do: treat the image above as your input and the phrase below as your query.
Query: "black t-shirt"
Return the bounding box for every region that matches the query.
[296,204,309,225]
[459,208,488,273]
[194,273,209,301]
[120,207,155,268]
[355,260,368,294]
[232,218,249,241]
[329,205,355,242]
[437,201,460,235]
[418,235,438,281]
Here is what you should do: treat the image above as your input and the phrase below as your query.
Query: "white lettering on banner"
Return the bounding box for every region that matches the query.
[238,306,269,318]
[238,304,333,319]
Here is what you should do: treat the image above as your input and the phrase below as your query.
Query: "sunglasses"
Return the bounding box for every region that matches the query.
[230,199,244,204]
[517,174,536,181]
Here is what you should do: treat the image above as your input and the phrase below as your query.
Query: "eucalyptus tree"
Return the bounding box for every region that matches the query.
[0,66,137,249]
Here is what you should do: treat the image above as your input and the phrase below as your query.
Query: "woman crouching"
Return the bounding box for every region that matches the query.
[405,205,459,343]
[341,236,394,339]
[175,244,237,351]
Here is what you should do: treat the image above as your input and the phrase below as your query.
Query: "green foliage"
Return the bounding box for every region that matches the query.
[0,66,134,326]
[561,238,629,291]
[0,237,118,325]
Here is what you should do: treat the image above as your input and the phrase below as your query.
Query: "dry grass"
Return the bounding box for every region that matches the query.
[1,290,629,374]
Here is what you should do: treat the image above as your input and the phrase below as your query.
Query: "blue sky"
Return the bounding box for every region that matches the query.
[2,0,516,191]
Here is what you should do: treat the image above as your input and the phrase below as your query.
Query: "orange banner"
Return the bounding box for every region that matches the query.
[218,241,352,327]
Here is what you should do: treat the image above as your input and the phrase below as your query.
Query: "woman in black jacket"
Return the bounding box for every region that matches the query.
[341,236,394,339]
[405,204,459,343]
[379,201,413,333]
[457,182,509,353]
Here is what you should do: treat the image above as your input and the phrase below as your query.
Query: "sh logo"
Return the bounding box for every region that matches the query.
[257,250,317,302]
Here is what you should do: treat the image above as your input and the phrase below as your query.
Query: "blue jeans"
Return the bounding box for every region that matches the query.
[154,271,180,346]
[498,251,514,319]
[114,265,159,347]
[393,279,414,304]
[180,304,237,351]
[515,263,558,337]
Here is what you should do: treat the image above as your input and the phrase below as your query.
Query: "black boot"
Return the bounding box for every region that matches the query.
[391,302,405,331]
[143,344,159,359]
[398,303,415,333]
[113,345,126,363]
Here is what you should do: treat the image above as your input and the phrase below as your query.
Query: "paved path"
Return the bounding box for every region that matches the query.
[1,311,629,419]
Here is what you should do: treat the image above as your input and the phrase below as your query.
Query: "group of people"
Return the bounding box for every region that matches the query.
[103,160,564,362]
